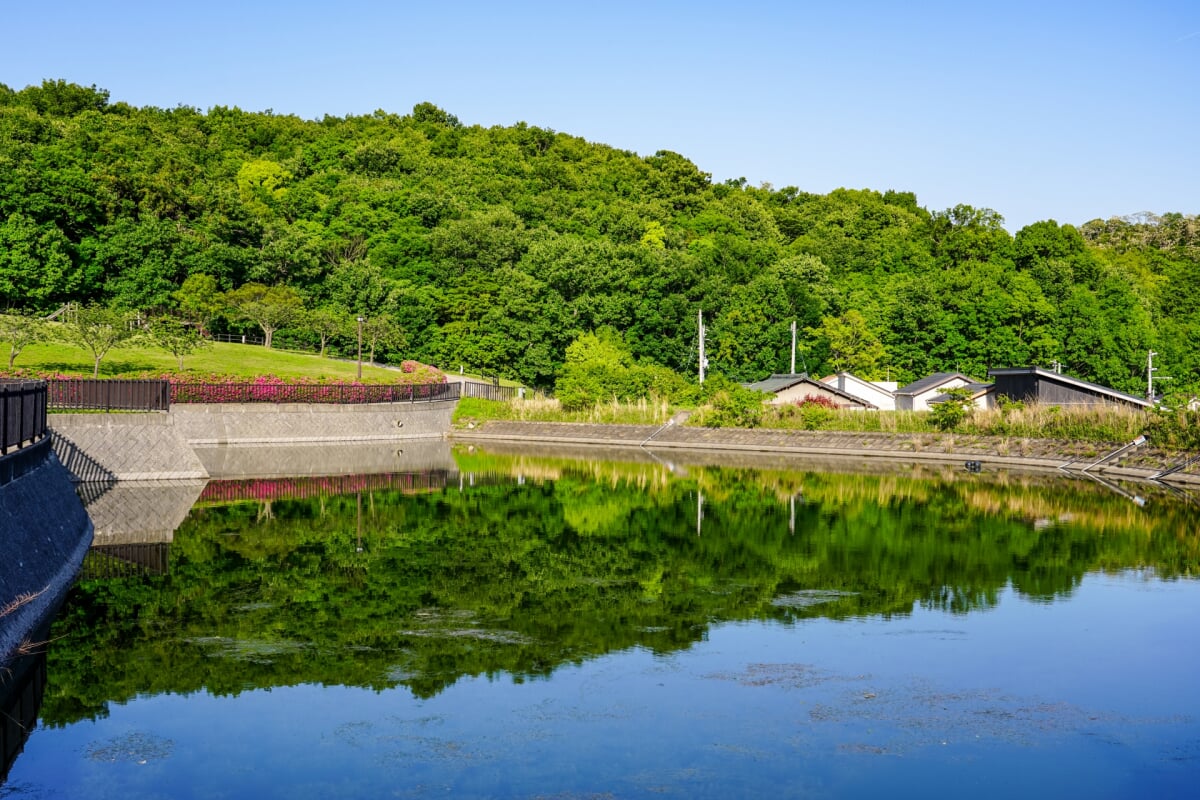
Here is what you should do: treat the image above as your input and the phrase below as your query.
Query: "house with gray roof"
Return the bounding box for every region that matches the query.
[744,374,878,410]
[894,372,981,411]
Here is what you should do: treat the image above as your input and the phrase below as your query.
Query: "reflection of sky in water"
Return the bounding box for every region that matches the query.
[11,578,1200,799]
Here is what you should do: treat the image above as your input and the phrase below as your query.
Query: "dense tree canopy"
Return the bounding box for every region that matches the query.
[2,79,1197,394]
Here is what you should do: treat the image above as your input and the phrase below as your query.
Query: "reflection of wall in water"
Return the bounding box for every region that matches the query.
[76,480,206,546]
[80,543,172,580]
[194,439,455,480]
[0,648,46,784]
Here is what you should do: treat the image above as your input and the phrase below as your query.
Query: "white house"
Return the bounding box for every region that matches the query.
[894,372,982,411]
[820,372,897,411]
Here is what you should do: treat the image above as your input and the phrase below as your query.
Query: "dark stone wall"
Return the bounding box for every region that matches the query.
[0,439,94,666]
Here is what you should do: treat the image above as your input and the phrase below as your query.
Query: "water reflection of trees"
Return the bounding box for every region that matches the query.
[43,455,1200,726]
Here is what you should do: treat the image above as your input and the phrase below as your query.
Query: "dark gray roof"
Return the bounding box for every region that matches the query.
[926,383,993,404]
[744,373,878,409]
[987,367,1152,408]
[895,372,979,396]
[744,373,810,394]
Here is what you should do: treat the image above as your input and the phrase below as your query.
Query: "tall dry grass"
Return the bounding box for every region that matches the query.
[757,400,1146,442]
[454,394,675,426]
[960,402,1145,442]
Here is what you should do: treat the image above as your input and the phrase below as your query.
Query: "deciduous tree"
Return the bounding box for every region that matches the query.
[224,283,304,349]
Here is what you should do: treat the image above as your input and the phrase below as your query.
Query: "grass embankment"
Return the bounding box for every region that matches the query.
[3,340,413,382]
[454,395,1150,444]
[745,401,1146,442]
[454,395,675,427]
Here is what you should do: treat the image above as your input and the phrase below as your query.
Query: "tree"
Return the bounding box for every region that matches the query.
[0,213,77,311]
[554,328,688,410]
[223,283,304,349]
[65,304,138,377]
[807,311,887,378]
[0,312,48,368]
[146,315,210,370]
[362,315,404,363]
[309,306,348,357]
[173,274,223,336]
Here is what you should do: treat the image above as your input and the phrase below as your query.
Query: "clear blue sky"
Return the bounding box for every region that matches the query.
[3,0,1197,231]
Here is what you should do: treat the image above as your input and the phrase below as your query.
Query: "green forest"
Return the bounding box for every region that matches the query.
[3,79,1198,394]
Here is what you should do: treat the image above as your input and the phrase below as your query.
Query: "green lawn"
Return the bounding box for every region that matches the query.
[4,339,412,382]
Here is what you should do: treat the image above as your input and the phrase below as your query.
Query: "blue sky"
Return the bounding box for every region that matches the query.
[3,0,1197,231]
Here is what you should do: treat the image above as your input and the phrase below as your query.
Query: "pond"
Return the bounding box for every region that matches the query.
[3,446,1199,798]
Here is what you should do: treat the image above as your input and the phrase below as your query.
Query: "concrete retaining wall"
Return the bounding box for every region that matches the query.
[51,413,207,482]
[48,400,457,482]
[170,400,456,445]
[0,439,93,666]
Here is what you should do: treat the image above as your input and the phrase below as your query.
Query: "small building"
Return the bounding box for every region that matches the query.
[744,374,877,409]
[987,367,1152,409]
[820,372,897,411]
[926,381,995,410]
[894,372,980,411]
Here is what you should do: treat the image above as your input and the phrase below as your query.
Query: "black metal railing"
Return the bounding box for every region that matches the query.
[1,380,48,454]
[170,381,462,404]
[461,381,521,401]
[47,379,171,412]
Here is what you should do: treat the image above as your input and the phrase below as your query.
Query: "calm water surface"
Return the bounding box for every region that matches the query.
[3,450,1199,798]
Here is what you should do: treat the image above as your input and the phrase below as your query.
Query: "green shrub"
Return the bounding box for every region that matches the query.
[555,328,691,411]
[1143,405,1200,452]
[928,387,974,432]
[695,375,765,428]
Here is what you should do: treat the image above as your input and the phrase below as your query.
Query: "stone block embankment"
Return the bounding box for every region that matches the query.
[0,439,93,666]
[452,421,1200,484]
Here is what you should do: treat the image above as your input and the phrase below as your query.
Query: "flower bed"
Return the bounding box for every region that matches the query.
[170,376,457,404]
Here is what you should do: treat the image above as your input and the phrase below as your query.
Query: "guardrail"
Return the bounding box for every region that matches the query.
[0,380,48,454]
[47,379,171,412]
[170,381,461,404]
[461,381,521,401]
[211,333,266,346]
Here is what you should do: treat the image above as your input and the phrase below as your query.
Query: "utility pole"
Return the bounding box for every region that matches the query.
[698,309,707,384]
[1147,350,1171,401]
[790,320,796,374]
[357,316,365,380]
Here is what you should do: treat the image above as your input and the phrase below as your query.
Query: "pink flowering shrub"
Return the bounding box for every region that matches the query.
[796,394,839,409]
[168,373,454,404]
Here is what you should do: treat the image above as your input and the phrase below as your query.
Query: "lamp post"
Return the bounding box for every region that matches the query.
[357,316,364,380]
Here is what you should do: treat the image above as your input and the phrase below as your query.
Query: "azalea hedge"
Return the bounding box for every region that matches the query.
[170,376,457,404]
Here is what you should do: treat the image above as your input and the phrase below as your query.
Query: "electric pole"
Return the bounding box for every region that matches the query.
[1147,350,1171,402]
[790,320,796,374]
[698,309,707,384]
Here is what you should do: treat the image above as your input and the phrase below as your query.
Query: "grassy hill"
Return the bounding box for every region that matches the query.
[3,339,420,382]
